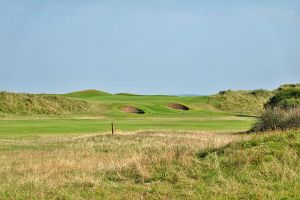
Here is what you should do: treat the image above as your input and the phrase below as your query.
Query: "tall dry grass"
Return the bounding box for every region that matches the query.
[0,131,246,199]
[1,130,299,199]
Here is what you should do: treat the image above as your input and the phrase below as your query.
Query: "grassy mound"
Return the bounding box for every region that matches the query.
[0,92,94,116]
[65,89,111,98]
[196,130,300,199]
[209,90,273,115]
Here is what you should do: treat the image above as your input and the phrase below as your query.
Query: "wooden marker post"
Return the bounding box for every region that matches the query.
[111,122,114,135]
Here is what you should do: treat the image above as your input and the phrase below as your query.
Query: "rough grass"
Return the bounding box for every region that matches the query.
[0,130,299,199]
[0,92,94,116]
[210,90,273,115]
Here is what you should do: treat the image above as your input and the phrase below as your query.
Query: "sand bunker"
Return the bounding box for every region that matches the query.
[122,106,145,114]
[168,103,189,111]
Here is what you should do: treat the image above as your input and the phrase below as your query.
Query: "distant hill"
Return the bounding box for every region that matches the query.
[65,89,111,98]
[0,92,94,116]
[114,93,140,96]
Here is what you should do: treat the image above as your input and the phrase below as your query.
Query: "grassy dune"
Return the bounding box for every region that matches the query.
[0,92,94,116]
[0,130,299,199]
[209,90,273,115]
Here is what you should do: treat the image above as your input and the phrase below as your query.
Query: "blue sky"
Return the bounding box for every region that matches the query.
[0,0,299,95]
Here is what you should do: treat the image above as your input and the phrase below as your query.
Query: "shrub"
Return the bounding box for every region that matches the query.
[278,99,300,109]
[251,108,300,132]
[266,88,300,109]
[250,89,271,97]
[218,90,232,95]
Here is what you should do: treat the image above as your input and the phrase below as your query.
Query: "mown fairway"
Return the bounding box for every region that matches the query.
[0,90,255,137]
[0,117,253,137]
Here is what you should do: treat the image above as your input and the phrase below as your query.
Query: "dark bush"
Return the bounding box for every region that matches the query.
[265,88,300,109]
[250,89,271,97]
[278,84,300,90]
[251,108,300,132]
[218,90,232,95]
[278,99,300,109]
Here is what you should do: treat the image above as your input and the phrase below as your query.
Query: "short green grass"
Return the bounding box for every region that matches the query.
[0,117,253,137]
[0,90,255,137]
[65,90,216,117]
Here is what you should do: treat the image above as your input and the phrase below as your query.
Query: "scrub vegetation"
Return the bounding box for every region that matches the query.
[252,86,300,132]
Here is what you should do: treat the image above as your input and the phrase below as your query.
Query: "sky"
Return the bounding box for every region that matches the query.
[0,0,299,95]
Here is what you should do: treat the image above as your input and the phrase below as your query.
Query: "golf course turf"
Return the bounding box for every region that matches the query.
[1,90,298,199]
[0,90,255,137]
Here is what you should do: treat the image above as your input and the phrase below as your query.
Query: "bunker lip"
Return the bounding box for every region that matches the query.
[168,103,189,111]
[121,106,145,114]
